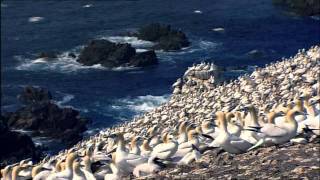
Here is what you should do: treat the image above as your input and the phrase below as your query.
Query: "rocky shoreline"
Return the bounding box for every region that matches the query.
[1,46,319,179]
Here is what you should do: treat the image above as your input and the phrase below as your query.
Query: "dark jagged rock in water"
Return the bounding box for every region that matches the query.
[37,51,58,60]
[5,86,89,145]
[18,85,52,105]
[136,23,190,51]
[0,116,41,168]
[68,52,76,58]
[129,50,158,67]
[77,39,158,68]
[273,0,320,16]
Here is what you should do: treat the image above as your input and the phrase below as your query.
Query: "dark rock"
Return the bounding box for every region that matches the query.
[17,86,52,105]
[37,51,58,59]
[77,39,157,68]
[68,53,76,58]
[129,50,158,67]
[273,0,320,16]
[77,40,135,67]
[6,86,88,146]
[136,23,190,51]
[0,117,41,168]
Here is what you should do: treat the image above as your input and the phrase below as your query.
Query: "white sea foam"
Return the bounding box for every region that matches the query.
[15,44,144,73]
[194,10,203,14]
[83,4,93,8]
[114,94,170,113]
[111,66,139,71]
[15,47,108,73]
[101,36,155,49]
[28,16,44,23]
[56,94,75,106]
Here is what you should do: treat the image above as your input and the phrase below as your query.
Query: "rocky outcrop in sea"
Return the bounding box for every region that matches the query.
[2,86,89,145]
[76,39,158,68]
[0,116,41,168]
[134,23,190,51]
[273,0,320,16]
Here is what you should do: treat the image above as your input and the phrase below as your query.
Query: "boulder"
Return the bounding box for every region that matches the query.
[129,50,158,67]
[68,53,76,58]
[77,39,157,68]
[6,86,89,145]
[17,86,52,105]
[136,23,190,51]
[0,116,40,168]
[273,0,320,16]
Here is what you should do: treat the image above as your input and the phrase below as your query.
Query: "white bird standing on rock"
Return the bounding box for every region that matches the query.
[150,132,178,160]
[133,156,165,177]
[248,109,303,150]
[47,152,78,180]
[209,111,252,154]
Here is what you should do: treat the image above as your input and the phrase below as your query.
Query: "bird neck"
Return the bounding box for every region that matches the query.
[249,108,259,126]
[286,112,298,127]
[11,166,20,180]
[66,158,74,171]
[304,100,316,116]
[142,141,151,151]
[31,166,41,178]
[117,137,125,151]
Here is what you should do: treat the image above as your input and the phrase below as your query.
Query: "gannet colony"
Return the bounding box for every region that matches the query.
[1,46,319,179]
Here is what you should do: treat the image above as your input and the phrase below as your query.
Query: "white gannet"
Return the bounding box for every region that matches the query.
[72,160,86,180]
[209,112,252,154]
[226,112,242,137]
[140,138,152,156]
[47,152,78,180]
[175,129,200,157]
[248,109,303,150]
[177,121,188,144]
[240,107,261,144]
[111,133,147,174]
[178,144,201,165]
[133,156,164,177]
[150,132,178,160]
[147,126,161,147]
[104,156,120,180]
[130,136,143,155]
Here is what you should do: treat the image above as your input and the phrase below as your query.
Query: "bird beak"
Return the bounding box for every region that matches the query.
[310,100,320,105]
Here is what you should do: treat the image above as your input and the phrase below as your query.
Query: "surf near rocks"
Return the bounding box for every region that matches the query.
[3,86,89,146]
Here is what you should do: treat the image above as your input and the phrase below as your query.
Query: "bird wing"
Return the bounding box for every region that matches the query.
[152,143,176,154]
[261,124,288,137]
[230,139,252,151]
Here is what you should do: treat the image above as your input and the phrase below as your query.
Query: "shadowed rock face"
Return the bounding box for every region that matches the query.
[129,50,158,67]
[136,23,190,51]
[4,86,88,145]
[0,116,40,168]
[77,40,158,68]
[273,0,320,16]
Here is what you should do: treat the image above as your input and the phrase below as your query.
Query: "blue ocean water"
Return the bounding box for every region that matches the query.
[1,0,319,151]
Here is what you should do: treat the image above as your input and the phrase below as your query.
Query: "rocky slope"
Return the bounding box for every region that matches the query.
[149,140,320,179]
